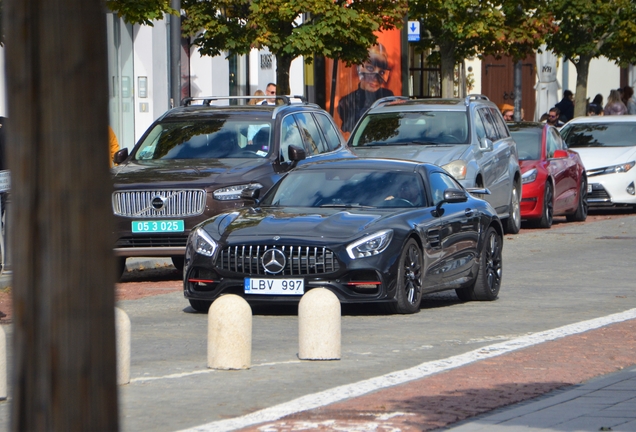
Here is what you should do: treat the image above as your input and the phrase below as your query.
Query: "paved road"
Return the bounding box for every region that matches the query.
[1,213,635,431]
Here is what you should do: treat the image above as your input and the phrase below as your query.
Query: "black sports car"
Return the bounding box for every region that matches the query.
[183,158,504,314]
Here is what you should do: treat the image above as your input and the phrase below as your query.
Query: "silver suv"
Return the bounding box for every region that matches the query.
[346,95,521,233]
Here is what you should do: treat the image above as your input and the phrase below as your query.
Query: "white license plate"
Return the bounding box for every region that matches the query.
[587,183,593,194]
[244,277,304,295]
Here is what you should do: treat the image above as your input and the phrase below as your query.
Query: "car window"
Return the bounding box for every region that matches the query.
[546,127,563,157]
[349,111,469,146]
[429,171,462,206]
[473,110,487,140]
[510,129,542,161]
[561,122,636,148]
[477,108,499,141]
[134,120,272,160]
[294,112,328,155]
[314,112,343,151]
[280,114,304,162]
[261,169,425,208]
[490,108,510,138]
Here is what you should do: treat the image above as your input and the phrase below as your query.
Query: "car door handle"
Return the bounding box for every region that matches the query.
[465,209,475,217]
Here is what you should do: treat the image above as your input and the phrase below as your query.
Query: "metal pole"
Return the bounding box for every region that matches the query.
[514,60,522,121]
[170,0,182,108]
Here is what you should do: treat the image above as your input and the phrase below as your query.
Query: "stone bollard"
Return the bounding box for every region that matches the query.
[115,307,131,385]
[208,295,252,370]
[298,288,341,360]
[0,325,6,400]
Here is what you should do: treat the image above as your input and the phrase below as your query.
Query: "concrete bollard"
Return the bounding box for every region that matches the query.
[115,307,131,385]
[0,325,6,400]
[208,295,252,370]
[298,288,341,360]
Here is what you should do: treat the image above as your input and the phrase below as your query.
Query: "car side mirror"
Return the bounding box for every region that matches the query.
[240,186,261,202]
[434,188,468,217]
[113,148,129,165]
[552,149,568,159]
[288,145,306,163]
[479,137,493,151]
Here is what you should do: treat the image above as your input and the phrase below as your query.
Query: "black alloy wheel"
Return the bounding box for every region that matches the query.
[389,238,423,314]
[566,177,588,222]
[456,226,502,301]
[537,182,554,228]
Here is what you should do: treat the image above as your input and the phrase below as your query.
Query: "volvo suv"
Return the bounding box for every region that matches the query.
[346,95,522,233]
[111,96,353,276]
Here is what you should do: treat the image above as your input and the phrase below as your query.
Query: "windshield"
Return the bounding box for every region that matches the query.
[133,119,273,160]
[349,111,469,147]
[561,122,636,148]
[510,129,542,161]
[261,169,426,208]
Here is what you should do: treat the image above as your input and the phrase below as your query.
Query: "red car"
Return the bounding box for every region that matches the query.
[508,122,588,228]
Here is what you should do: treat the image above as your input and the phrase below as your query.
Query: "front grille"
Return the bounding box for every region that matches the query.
[116,235,188,248]
[217,245,340,276]
[113,189,206,217]
[588,184,611,201]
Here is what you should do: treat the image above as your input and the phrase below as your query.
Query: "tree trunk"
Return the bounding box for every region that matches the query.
[5,0,119,430]
[440,41,456,98]
[276,53,293,96]
[574,55,591,119]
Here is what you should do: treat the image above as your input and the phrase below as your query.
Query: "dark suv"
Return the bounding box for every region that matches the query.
[346,95,522,234]
[111,96,353,275]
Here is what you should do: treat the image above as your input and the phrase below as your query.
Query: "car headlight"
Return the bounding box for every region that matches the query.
[599,161,635,175]
[522,168,537,184]
[213,183,263,200]
[346,230,393,259]
[442,160,467,180]
[189,227,218,257]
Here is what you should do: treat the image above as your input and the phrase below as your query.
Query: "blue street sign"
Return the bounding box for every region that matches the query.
[408,21,420,42]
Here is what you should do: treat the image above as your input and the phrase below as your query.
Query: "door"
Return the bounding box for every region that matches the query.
[481,54,536,121]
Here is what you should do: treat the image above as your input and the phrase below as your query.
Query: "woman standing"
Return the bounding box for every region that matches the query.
[604,89,627,115]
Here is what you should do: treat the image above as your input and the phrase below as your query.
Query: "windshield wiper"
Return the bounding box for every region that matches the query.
[319,203,375,209]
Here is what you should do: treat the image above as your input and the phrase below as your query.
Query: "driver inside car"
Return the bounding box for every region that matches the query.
[384,179,421,206]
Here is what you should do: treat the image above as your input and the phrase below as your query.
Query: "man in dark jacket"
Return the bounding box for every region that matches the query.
[555,90,574,122]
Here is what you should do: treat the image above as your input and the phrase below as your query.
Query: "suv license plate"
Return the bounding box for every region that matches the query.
[587,183,593,194]
[132,220,185,233]
[244,278,304,295]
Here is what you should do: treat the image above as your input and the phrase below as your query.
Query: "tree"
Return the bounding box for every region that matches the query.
[105,0,177,26]
[546,0,636,117]
[5,0,119,429]
[409,0,555,97]
[180,0,407,96]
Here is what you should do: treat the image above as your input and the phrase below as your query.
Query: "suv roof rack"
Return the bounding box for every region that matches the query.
[180,95,307,106]
[369,95,410,110]
[464,94,490,106]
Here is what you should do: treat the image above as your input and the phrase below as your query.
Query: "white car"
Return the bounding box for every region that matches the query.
[560,116,636,209]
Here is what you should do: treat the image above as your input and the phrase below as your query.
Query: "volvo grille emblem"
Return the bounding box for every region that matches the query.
[262,249,286,274]
[151,196,166,210]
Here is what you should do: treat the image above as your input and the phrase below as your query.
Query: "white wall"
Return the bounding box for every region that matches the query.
[557,56,620,105]
[133,24,158,143]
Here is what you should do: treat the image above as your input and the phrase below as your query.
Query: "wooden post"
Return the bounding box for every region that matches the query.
[4,0,119,429]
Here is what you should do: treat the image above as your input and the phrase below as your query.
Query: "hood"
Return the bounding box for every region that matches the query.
[209,207,391,243]
[350,144,470,166]
[571,146,636,170]
[519,159,543,173]
[112,158,273,187]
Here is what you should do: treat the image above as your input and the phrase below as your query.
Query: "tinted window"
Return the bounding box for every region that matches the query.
[261,169,425,208]
[134,119,272,160]
[510,129,542,161]
[561,122,636,148]
[294,112,328,155]
[314,113,343,151]
[546,127,563,157]
[349,111,469,146]
[429,172,462,205]
[280,115,303,162]
[490,108,510,138]
[478,109,499,141]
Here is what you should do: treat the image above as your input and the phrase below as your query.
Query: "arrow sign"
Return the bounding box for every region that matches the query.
[408,21,420,42]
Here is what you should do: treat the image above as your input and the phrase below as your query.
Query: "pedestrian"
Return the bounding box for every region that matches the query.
[622,86,636,115]
[260,83,277,105]
[604,89,627,116]
[544,107,564,127]
[337,43,394,133]
[555,90,574,122]
[499,103,514,122]
[587,94,604,116]
[248,89,265,105]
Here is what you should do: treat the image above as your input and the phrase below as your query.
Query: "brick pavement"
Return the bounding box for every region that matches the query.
[239,318,636,431]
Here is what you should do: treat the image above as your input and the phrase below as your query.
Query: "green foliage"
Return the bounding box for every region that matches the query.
[181,0,406,65]
[106,0,178,26]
